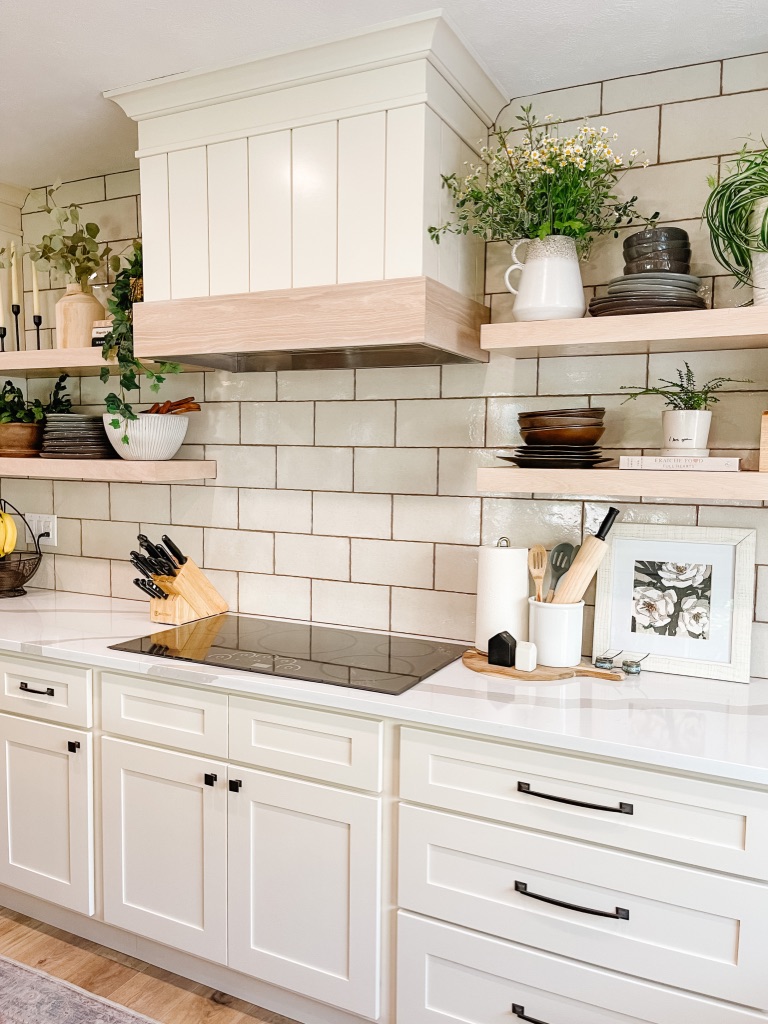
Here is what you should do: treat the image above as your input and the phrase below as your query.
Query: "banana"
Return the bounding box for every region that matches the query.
[1,513,16,556]
[0,514,6,559]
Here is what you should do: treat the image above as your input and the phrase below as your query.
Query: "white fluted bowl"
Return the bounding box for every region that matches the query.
[103,413,189,461]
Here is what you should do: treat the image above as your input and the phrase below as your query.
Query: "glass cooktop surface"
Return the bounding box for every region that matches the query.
[110,614,466,695]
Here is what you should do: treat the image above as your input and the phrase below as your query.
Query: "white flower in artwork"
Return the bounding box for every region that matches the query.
[633,586,677,629]
[657,562,709,589]
[680,596,710,637]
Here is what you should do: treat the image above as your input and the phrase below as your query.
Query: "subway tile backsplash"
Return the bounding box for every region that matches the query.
[9,57,768,676]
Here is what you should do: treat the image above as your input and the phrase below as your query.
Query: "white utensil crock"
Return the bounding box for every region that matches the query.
[528,597,584,668]
[662,410,712,451]
[505,236,586,321]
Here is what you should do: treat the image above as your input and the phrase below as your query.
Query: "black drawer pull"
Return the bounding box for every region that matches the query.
[515,880,629,920]
[229,779,242,793]
[19,681,54,697]
[512,1005,550,1024]
[67,741,80,754]
[204,773,217,787]
[518,781,633,815]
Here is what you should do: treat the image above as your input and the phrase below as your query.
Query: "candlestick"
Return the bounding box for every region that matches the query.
[10,242,19,307]
[11,304,20,351]
[33,314,42,351]
[0,256,5,331]
[30,258,40,317]
[0,327,5,354]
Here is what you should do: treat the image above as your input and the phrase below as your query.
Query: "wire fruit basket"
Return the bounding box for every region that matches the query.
[0,500,44,598]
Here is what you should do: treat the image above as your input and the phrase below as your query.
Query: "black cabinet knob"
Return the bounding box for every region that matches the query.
[67,741,80,754]
[204,773,217,787]
[229,779,242,793]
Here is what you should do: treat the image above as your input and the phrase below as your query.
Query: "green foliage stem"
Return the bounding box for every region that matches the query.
[703,141,768,287]
[621,362,752,410]
[99,241,180,443]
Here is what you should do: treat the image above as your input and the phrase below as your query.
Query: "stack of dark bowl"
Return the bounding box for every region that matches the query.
[498,408,610,469]
[588,227,706,317]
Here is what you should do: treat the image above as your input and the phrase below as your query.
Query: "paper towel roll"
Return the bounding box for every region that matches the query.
[474,540,529,653]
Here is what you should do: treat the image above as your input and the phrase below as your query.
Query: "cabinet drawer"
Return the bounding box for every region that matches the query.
[399,804,768,1008]
[400,727,768,880]
[0,654,91,727]
[101,674,228,757]
[229,696,383,791]
[397,912,764,1024]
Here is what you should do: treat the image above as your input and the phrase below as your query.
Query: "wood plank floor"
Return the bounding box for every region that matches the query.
[0,906,299,1024]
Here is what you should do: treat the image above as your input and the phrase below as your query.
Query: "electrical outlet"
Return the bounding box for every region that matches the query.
[24,513,57,548]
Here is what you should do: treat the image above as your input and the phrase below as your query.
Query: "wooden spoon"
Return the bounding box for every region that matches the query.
[528,545,547,602]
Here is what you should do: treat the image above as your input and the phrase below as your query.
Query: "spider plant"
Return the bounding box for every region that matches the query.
[704,142,768,286]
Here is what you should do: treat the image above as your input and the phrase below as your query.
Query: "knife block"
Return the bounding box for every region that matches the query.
[148,558,229,625]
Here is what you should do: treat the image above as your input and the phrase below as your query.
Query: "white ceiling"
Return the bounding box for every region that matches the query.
[1,0,765,189]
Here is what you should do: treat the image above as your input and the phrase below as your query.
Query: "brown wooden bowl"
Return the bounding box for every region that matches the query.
[518,415,604,428]
[520,424,605,446]
[0,422,44,457]
[518,407,605,420]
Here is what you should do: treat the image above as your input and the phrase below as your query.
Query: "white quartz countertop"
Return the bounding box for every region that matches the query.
[2,589,768,786]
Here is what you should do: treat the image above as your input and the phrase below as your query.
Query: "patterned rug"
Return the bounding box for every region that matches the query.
[0,953,160,1024]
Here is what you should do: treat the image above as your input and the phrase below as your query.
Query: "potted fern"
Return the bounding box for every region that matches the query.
[621,363,751,452]
[704,143,768,303]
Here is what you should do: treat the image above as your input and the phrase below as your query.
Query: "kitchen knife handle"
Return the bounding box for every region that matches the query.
[162,535,187,565]
[156,544,178,572]
[131,557,153,580]
[137,534,163,561]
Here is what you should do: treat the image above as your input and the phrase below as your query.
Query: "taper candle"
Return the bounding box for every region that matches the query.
[30,257,40,317]
[10,241,19,307]
[0,256,6,328]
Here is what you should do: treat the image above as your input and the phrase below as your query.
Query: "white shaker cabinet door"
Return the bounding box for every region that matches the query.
[228,767,382,1019]
[0,714,93,914]
[101,737,227,963]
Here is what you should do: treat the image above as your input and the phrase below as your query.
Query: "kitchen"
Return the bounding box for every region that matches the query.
[1,2,768,1023]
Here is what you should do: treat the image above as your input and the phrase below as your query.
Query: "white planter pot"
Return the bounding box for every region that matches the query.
[103,413,189,461]
[751,197,768,306]
[505,236,586,321]
[662,409,712,451]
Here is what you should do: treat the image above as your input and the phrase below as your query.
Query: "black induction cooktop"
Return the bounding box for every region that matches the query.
[110,614,466,695]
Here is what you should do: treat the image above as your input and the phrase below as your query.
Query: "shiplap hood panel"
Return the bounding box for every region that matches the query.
[109,13,505,369]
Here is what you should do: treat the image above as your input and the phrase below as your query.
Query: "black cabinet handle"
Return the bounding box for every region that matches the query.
[518,781,633,815]
[229,779,242,793]
[204,773,217,787]
[19,681,54,697]
[67,741,80,754]
[514,880,629,920]
[512,1005,550,1024]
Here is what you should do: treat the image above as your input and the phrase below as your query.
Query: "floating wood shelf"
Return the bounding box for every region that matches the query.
[481,306,768,359]
[0,348,208,379]
[477,466,768,501]
[0,459,216,483]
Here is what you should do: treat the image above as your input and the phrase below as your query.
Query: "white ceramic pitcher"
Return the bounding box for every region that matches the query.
[505,236,586,321]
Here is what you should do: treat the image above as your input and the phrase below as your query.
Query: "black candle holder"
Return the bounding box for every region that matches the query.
[33,315,42,351]
[0,326,5,354]
[11,304,20,351]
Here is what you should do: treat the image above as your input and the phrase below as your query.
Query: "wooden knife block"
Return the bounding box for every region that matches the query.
[149,558,229,625]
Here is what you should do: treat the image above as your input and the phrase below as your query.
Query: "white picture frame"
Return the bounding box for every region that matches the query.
[593,524,756,682]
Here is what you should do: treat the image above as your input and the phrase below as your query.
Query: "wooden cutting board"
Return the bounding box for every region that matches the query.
[462,649,624,682]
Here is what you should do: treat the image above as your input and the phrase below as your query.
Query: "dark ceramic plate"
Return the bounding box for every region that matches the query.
[589,305,707,317]
[39,452,116,460]
[610,272,701,287]
[502,457,613,468]
[518,407,605,419]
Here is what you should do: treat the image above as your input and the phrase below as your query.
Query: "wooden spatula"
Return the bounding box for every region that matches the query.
[528,545,547,602]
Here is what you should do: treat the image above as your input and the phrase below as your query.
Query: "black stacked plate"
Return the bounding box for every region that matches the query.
[40,413,116,460]
[589,271,706,317]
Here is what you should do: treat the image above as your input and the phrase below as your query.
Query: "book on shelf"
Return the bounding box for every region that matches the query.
[619,456,740,472]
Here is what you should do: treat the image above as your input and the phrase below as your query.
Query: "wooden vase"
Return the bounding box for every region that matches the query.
[55,283,105,348]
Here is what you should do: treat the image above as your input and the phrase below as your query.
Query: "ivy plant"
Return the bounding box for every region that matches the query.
[100,241,180,443]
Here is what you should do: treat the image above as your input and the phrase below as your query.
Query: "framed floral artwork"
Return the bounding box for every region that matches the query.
[593,524,756,682]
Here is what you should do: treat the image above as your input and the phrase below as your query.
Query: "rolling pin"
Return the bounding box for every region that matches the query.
[552,507,620,604]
